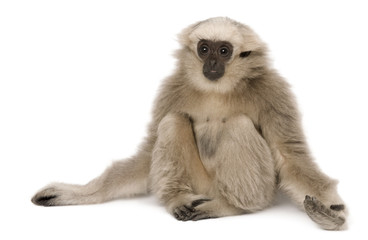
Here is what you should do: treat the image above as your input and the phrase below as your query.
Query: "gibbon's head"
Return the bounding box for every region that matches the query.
[178,17,268,93]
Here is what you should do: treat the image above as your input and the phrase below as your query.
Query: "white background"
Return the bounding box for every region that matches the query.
[1,0,367,239]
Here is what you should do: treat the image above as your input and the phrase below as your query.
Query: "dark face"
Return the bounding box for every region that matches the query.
[197,40,233,81]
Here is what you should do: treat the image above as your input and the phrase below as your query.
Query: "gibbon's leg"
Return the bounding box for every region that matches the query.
[276,146,347,230]
[150,113,212,218]
[150,113,244,220]
[197,115,276,212]
[32,152,151,206]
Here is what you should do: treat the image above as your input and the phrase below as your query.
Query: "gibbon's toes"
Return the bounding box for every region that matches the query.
[32,192,58,206]
[31,187,63,206]
[173,206,211,221]
[173,205,196,221]
[304,195,345,230]
[173,198,211,221]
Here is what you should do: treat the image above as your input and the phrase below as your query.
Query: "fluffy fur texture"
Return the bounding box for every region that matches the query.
[32,17,347,230]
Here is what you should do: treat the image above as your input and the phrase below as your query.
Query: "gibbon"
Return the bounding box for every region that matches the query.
[32,17,347,230]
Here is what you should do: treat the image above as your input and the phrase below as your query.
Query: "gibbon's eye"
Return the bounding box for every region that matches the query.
[200,45,209,55]
[219,46,230,57]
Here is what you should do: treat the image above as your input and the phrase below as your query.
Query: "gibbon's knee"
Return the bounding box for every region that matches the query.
[226,114,254,127]
[224,115,261,139]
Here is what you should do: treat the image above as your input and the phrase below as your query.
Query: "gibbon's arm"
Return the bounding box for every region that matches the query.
[256,74,347,230]
[257,76,329,203]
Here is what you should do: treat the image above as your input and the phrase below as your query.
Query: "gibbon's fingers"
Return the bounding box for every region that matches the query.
[173,196,245,221]
[304,196,346,230]
[173,199,212,221]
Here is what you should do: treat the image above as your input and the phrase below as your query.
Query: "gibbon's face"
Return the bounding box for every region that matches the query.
[197,40,234,81]
[178,17,266,94]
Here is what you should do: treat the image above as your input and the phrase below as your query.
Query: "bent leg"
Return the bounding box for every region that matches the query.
[151,113,277,220]
[198,115,276,212]
[149,113,212,211]
[150,113,245,220]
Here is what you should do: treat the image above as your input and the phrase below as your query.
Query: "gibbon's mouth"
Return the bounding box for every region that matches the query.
[203,70,224,81]
[203,62,225,81]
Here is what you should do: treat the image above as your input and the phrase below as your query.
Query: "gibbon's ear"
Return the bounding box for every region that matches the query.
[240,51,251,58]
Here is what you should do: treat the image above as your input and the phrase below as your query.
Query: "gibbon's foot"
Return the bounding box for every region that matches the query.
[173,199,212,221]
[304,195,346,230]
[31,183,90,206]
[32,194,58,206]
[32,187,60,206]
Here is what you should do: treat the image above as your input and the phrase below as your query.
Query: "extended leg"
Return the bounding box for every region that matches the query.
[32,151,151,206]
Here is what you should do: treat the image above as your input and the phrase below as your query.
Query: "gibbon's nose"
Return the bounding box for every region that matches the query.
[210,60,216,68]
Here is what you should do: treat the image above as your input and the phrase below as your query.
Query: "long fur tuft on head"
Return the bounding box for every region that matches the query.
[178,17,266,56]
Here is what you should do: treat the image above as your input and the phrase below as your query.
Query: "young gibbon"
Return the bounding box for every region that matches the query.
[32,17,347,230]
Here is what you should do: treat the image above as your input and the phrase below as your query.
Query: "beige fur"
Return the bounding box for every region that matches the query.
[32,17,347,230]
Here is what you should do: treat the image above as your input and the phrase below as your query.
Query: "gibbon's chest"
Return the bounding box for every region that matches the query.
[184,94,249,124]
[185,94,245,131]
[182,95,249,173]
